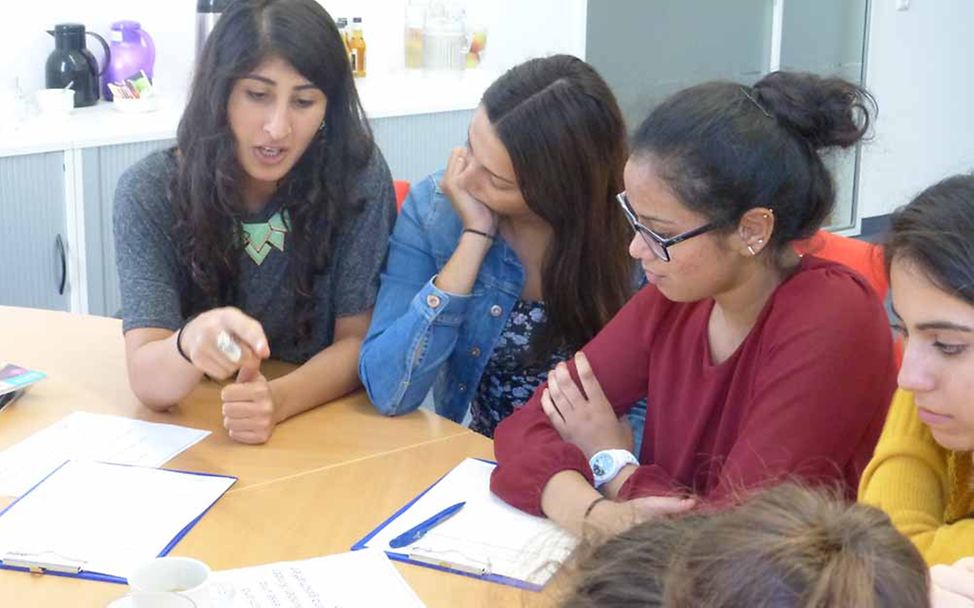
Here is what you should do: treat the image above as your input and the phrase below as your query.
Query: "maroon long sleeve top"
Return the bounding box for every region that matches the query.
[491,257,896,515]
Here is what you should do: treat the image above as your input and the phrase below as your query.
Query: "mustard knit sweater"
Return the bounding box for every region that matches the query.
[859,389,974,565]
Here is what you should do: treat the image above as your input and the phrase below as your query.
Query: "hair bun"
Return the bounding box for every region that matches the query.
[753,71,874,149]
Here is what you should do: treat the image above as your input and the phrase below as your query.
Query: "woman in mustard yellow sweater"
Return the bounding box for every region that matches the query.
[859,174,974,572]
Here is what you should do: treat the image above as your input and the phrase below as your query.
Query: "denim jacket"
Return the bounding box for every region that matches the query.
[359,172,527,422]
[359,172,648,442]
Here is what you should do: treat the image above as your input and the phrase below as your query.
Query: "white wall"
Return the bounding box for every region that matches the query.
[858,0,974,219]
[0,0,585,101]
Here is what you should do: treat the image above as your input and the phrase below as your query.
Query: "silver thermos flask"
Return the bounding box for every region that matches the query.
[196,0,231,59]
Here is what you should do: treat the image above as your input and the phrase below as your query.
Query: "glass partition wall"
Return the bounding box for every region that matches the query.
[587,0,870,232]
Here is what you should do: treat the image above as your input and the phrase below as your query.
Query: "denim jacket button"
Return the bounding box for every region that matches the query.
[426,294,442,308]
[489,304,502,317]
[458,383,467,392]
[470,347,481,358]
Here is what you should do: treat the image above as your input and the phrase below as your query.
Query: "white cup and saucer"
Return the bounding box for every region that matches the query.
[33,88,75,120]
[107,556,233,608]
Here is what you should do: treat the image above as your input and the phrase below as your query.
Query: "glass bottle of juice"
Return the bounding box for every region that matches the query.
[349,17,367,77]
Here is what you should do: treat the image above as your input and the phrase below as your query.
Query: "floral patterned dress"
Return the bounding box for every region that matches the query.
[469,300,569,437]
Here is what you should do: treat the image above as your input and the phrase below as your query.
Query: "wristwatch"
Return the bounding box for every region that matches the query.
[589,449,639,489]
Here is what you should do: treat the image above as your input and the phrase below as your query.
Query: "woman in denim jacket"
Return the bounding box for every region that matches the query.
[359,55,639,438]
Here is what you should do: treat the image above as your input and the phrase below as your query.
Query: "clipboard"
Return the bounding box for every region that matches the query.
[352,458,576,591]
[0,460,236,584]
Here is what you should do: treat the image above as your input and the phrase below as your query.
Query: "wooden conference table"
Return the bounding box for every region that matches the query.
[0,306,554,607]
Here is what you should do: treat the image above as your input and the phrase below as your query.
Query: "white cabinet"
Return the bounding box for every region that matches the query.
[0,152,71,311]
[82,140,176,317]
[372,109,472,184]
[0,143,174,316]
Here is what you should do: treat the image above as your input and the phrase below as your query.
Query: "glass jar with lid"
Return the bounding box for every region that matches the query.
[423,1,466,71]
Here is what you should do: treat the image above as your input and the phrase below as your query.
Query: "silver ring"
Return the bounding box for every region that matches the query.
[215,330,242,363]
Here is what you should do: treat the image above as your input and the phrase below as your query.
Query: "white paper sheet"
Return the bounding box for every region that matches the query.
[0,460,235,579]
[210,549,426,608]
[0,411,210,497]
[363,458,577,587]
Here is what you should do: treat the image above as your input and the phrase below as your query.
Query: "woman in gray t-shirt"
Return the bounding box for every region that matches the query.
[113,0,395,444]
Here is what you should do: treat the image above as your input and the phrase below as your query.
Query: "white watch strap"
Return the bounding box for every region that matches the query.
[590,449,638,488]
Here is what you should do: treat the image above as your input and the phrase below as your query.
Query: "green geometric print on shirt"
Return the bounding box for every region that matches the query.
[241,209,289,266]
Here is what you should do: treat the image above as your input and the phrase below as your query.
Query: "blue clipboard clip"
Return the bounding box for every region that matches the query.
[2,550,86,575]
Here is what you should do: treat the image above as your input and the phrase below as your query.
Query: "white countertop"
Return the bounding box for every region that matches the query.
[0,69,496,159]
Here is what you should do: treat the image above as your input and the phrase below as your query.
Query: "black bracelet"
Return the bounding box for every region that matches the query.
[462,228,495,241]
[175,320,193,364]
[584,496,609,519]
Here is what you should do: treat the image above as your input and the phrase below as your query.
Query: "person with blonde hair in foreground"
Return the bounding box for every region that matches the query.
[561,484,930,607]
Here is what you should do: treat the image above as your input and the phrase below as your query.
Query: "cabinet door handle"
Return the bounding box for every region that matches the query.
[55,234,67,295]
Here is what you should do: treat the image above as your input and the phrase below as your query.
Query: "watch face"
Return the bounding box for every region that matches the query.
[592,453,612,478]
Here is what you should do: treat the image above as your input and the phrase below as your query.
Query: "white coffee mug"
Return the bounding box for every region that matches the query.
[125,557,213,608]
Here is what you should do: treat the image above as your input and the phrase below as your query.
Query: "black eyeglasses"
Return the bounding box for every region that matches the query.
[616,192,719,262]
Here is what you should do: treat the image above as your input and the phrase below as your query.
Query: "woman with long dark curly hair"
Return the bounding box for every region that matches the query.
[113,0,395,444]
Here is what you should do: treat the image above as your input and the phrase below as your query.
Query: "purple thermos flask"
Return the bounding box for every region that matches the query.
[103,20,155,101]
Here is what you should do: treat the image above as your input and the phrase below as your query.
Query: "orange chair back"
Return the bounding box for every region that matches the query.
[393,180,410,212]
[794,230,888,297]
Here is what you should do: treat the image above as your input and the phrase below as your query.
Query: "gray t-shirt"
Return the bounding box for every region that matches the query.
[113,148,396,364]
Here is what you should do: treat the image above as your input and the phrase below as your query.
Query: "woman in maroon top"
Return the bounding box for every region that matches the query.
[490,71,897,535]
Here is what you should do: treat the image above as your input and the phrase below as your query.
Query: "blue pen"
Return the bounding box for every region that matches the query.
[389,501,466,549]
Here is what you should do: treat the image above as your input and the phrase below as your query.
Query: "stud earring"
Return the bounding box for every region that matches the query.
[757,238,764,244]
